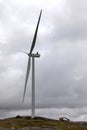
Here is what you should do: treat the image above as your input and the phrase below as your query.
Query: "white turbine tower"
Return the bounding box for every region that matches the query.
[23,10,42,118]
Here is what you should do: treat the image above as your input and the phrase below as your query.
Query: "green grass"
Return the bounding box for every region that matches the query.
[0,116,87,130]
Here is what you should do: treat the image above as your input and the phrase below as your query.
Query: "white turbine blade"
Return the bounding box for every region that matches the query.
[23,56,31,102]
[30,10,42,54]
[20,50,28,55]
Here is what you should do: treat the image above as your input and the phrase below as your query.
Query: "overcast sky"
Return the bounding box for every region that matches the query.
[0,0,87,121]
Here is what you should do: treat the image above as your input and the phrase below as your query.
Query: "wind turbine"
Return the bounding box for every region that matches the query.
[23,10,42,119]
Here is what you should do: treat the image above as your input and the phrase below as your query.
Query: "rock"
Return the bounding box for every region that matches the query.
[16,115,22,118]
[59,117,70,122]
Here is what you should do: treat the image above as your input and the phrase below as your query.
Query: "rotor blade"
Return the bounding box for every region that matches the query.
[20,50,28,55]
[23,56,31,102]
[30,10,42,54]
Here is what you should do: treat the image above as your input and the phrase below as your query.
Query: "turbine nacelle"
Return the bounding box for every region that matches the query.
[28,52,40,57]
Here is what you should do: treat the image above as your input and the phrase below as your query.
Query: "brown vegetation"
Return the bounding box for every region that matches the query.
[0,116,86,130]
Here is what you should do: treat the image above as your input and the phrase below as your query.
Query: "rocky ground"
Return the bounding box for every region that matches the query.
[0,116,87,130]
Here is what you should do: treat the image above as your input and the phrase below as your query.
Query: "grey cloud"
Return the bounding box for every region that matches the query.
[46,0,87,42]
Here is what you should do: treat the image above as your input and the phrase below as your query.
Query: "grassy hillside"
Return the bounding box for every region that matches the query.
[0,116,87,130]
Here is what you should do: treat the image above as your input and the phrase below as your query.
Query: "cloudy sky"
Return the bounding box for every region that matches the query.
[0,0,87,121]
